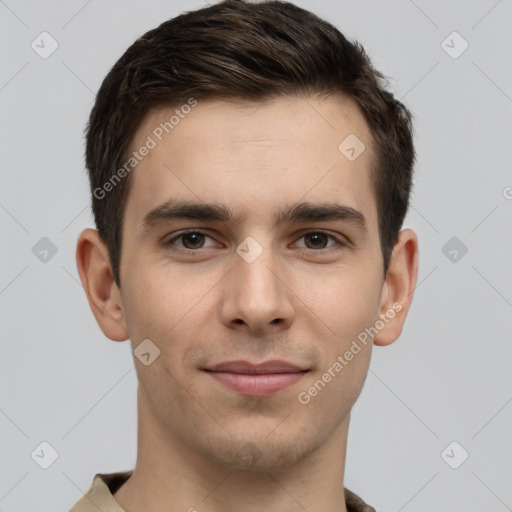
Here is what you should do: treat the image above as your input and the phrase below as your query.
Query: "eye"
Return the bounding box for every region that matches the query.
[165,230,217,251]
[294,230,344,250]
[164,229,346,254]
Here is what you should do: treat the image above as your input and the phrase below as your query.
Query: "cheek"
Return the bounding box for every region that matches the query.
[123,261,195,333]
[296,278,377,414]
[293,266,380,340]
[335,288,379,342]
[122,271,201,406]
[122,265,215,379]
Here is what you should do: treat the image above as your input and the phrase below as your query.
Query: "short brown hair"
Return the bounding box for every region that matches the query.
[85,0,415,288]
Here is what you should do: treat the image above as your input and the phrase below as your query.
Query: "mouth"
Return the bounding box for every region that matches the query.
[203,360,309,396]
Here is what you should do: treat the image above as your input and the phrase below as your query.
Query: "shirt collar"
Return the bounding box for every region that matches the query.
[69,471,133,512]
[69,471,376,512]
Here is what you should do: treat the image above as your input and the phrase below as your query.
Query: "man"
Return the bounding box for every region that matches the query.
[72,1,418,511]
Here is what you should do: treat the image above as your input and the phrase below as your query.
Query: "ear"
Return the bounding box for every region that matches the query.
[373,228,419,346]
[75,228,129,341]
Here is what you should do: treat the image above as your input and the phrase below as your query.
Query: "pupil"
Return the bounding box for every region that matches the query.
[307,233,326,248]
[184,233,203,248]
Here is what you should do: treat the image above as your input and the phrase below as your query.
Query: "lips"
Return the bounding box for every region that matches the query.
[205,359,307,374]
[203,360,308,396]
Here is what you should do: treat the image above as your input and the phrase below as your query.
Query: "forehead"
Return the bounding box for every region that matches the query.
[123,95,378,233]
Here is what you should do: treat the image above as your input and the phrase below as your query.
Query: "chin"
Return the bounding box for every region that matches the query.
[204,434,316,472]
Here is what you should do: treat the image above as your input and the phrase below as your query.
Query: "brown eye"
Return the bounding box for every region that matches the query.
[303,232,329,249]
[181,232,205,249]
[296,231,341,250]
[166,230,217,251]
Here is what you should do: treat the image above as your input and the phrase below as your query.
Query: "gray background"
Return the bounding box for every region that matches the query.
[1,0,511,511]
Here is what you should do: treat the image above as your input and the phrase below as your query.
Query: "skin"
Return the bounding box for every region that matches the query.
[76,95,418,512]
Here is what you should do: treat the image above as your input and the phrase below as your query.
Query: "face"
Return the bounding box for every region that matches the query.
[114,95,389,470]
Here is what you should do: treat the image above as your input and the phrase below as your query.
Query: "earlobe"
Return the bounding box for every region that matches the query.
[373,228,419,347]
[75,228,129,342]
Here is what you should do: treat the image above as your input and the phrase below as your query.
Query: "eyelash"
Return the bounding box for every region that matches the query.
[164,229,347,253]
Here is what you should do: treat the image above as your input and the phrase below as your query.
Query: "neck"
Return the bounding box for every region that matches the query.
[114,388,350,512]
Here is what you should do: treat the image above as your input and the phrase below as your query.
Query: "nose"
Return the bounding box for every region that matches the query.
[219,247,295,335]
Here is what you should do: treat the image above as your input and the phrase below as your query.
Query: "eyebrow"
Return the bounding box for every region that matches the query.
[139,199,368,236]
